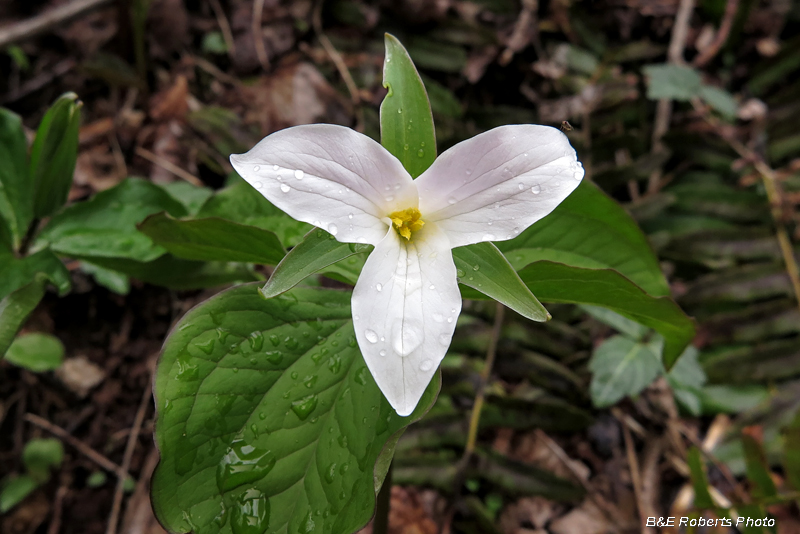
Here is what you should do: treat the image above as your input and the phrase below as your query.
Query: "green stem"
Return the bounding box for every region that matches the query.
[373,461,393,534]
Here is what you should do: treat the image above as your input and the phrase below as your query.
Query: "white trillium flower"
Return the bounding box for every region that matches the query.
[230,124,584,416]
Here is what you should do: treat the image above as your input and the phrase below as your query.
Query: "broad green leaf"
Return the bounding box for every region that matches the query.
[80,261,130,295]
[23,438,64,483]
[36,178,188,262]
[5,332,64,372]
[0,274,48,358]
[589,335,662,408]
[0,475,37,513]
[152,284,438,534]
[80,255,259,290]
[261,229,370,299]
[138,213,286,265]
[198,180,311,248]
[686,447,715,509]
[0,108,32,249]
[698,385,768,414]
[642,63,701,101]
[0,248,71,300]
[28,93,82,218]
[518,261,695,367]
[741,434,777,499]
[162,181,214,215]
[380,34,436,178]
[500,181,670,297]
[452,242,549,322]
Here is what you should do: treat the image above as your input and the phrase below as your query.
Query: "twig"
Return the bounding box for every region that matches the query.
[692,98,800,313]
[106,381,152,534]
[134,146,203,186]
[692,0,739,67]
[208,0,236,60]
[647,0,696,195]
[190,55,241,86]
[24,413,126,477]
[312,0,360,107]
[47,477,70,534]
[618,412,647,534]
[0,0,114,48]
[463,303,505,457]
[252,0,270,71]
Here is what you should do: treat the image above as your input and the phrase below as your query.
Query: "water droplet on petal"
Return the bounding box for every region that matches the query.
[365,330,378,343]
[379,349,386,356]
[253,181,263,189]
[253,165,260,172]
[482,233,495,240]
[429,284,435,290]
[328,223,338,235]
[294,169,304,180]
[531,184,541,194]
[448,197,457,205]
[518,183,524,190]
[280,184,290,193]
[272,164,279,171]
[419,360,433,371]
[376,283,382,292]
[348,213,353,219]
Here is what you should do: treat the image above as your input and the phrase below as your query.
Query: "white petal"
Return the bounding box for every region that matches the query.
[230,124,417,245]
[415,125,584,247]
[352,224,461,416]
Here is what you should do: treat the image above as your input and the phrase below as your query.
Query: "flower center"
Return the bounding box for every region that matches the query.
[389,207,425,240]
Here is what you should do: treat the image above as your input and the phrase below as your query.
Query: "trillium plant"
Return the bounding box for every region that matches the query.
[150,34,694,534]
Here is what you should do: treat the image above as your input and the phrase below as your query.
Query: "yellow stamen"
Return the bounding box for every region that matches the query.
[389,207,425,241]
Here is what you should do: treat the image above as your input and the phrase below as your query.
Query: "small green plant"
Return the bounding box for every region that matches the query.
[0,438,63,513]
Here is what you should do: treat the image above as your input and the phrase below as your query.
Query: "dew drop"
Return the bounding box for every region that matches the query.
[294,169,304,180]
[482,233,496,240]
[518,183,524,190]
[531,184,541,194]
[254,181,263,189]
[447,317,453,324]
[448,197,457,205]
[385,195,394,202]
[379,349,386,356]
[253,165,260,172]
[429,284,435,290]
[397,108,402,114]
[419,360,433,371]
[328,223,338,236]
[272,164,279,170]
[230,488,270,534]
[403,144,409,151]
[473,264,480,271]
[456,269,466,278]
[348,213,353,219]
[280,184,290,193]
[291,395,318,420]
[376,283,382,292]
[365,330,379,343]
[417,149,424,158]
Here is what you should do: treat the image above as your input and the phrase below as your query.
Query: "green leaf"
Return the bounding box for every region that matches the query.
[261,229,369,299]
[686,447,715,509]
[28,93,82,218]
[518,261,695,368]
[5,332,65,372]
[0,274,48,358]
[80,261,130,295]
[23,438,64,483]
[580,305,649,340]
[80,255,259,290]
[589,335,662,408]
[0,248,71,300]
[0,108,32,249]
[152,284,438,534]
[198,180,311,248]
[642,63,701,101]
[138,213,286,265]
[783,413,800,492]
[380,34,436,178]
[741,434,777,499]
[698,84,738,119]
[500,181,670,297]
[698,385,768,414]
[666,346,705,415]
[161,181,214,215]
[36,178,188,262]
[452,242,549,322]
[0,475,38,513]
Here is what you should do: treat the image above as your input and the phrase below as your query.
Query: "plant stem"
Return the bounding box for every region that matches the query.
[373,462,393,534]
[464,302,505,457]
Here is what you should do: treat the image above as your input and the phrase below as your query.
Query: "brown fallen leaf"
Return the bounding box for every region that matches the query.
[149,75,189,122]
